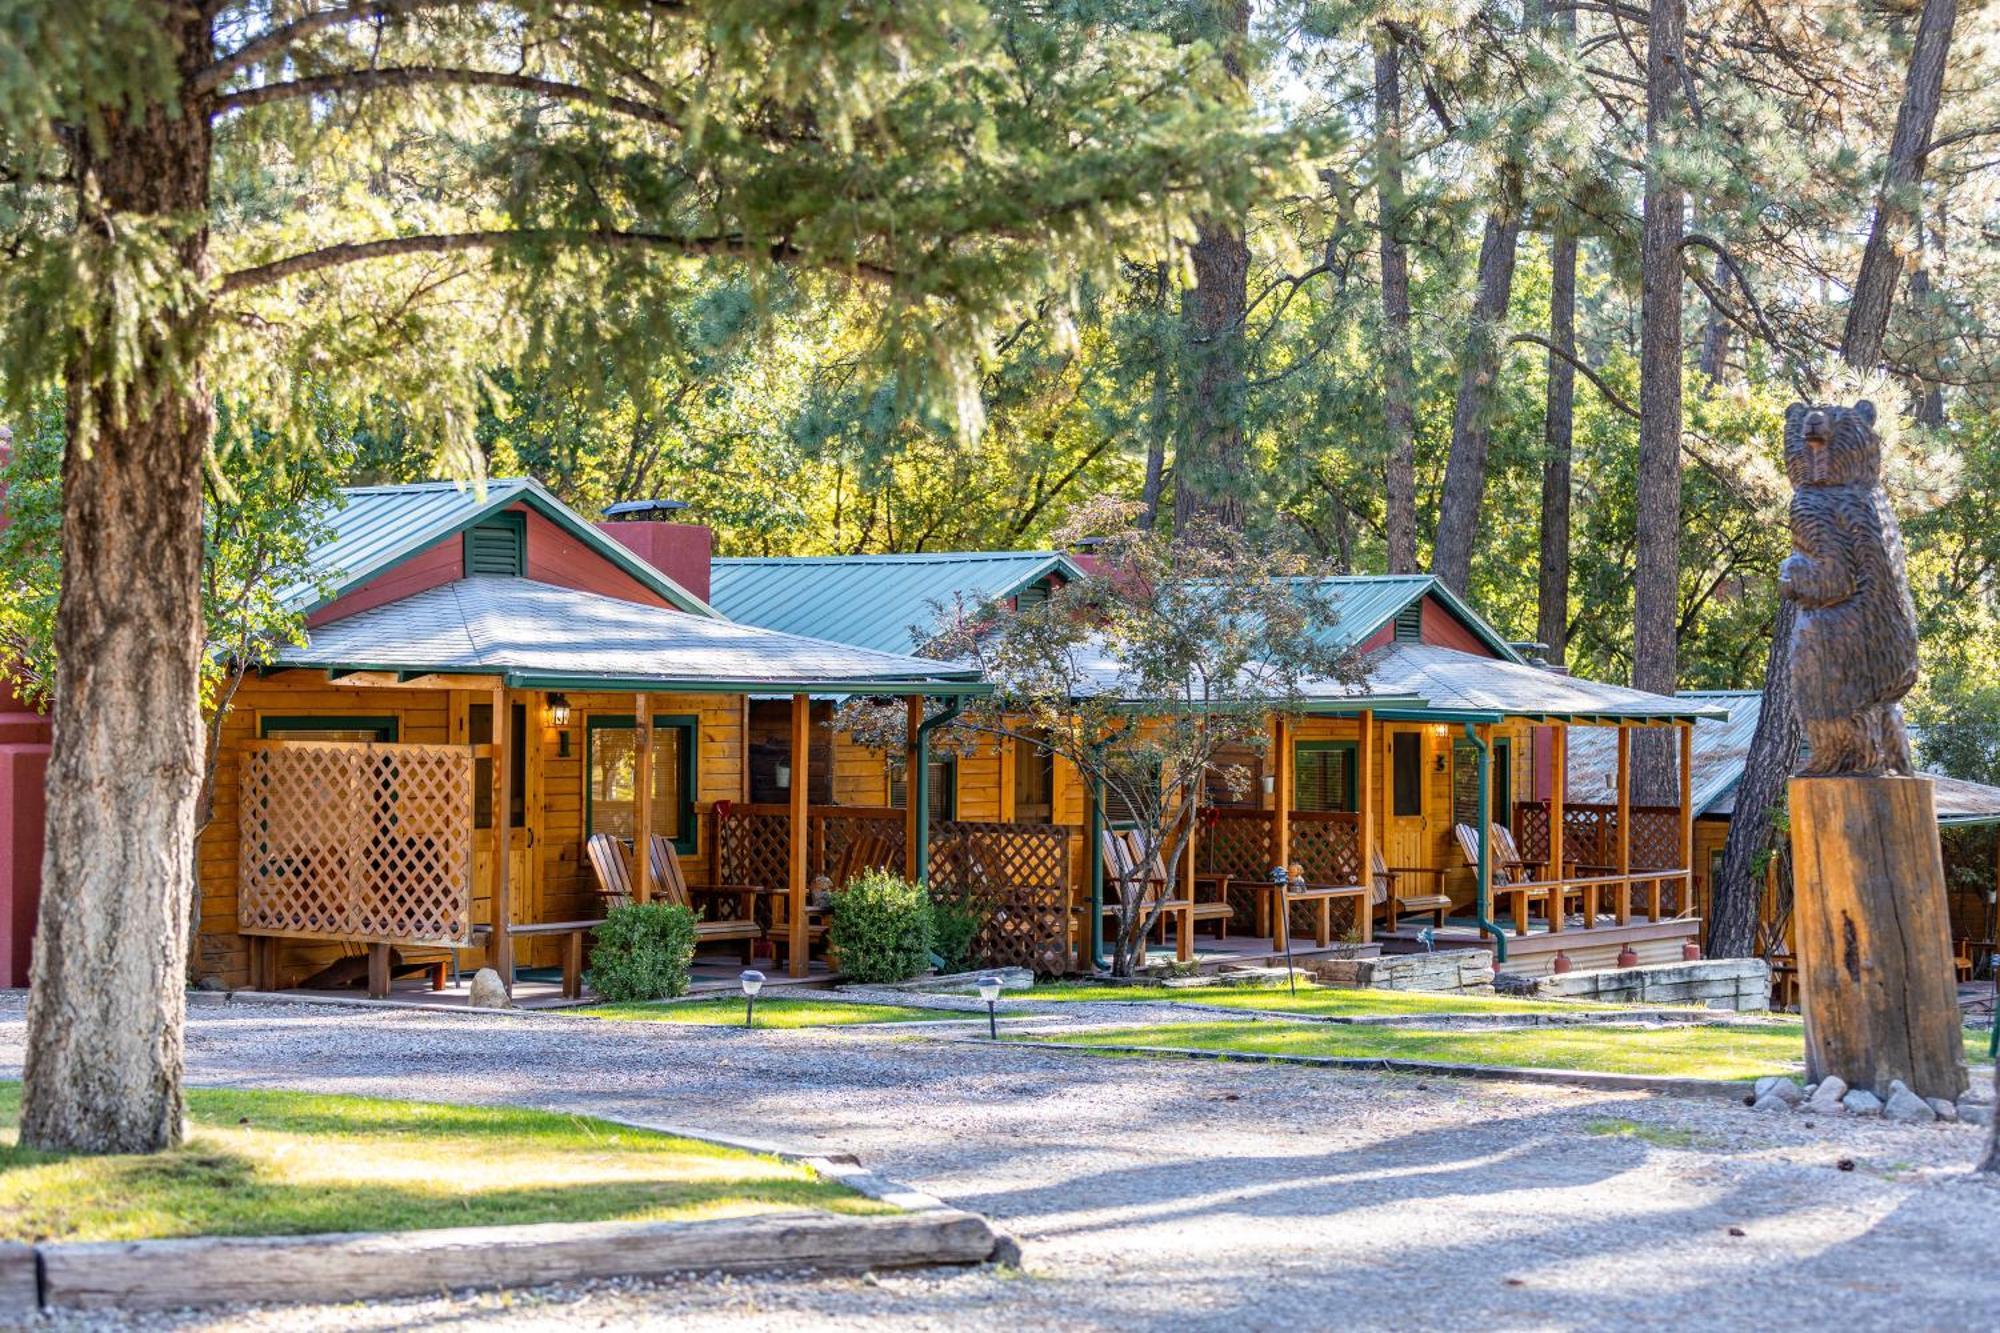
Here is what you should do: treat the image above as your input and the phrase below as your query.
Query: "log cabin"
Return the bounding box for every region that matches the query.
[200,481,988,998]
[710,557,1728,977]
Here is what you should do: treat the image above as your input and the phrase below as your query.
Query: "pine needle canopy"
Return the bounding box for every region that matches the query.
[0,0,1308,462]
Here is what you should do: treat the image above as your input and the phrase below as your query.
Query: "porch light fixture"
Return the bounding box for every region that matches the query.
[740,968,765,1027]
[977,973,1003,1039]
[1261,773,1275,797]
[775,763,791,789]
[545,693,571,728]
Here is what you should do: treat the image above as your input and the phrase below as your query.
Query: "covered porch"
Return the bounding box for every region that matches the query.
[222,575,988,998]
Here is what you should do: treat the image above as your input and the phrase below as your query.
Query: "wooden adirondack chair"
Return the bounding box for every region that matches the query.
[586,832,763,963]
[829,831,900,889]
[1098,828,1197,961]
[1124,829,1234,941]
[1368,846,1453,932]
[1453,822,1560,936]
[647,836,765,962]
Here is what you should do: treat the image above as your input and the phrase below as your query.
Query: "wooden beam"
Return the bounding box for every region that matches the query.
[633,693,654,904]
[1178,777,1197,964]
[1552,724,1575,921]
[789,692,810,978]
[904,695,924,879]
[1272,713,1291,949]
[492,681,514,991]
[1678,721,1695,919]
[1356,710,1373,945]
[1614,723,1631,926]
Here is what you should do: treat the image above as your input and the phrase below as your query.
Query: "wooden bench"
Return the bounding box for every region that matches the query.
[1273,871,1371,949]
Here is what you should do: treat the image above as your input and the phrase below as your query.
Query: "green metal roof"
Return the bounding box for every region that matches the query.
[709,550,1088,654]
[282,478,717,618]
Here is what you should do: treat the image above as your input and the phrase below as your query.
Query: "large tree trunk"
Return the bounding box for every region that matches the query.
[1537,225,1577,665]
[1842,0,1957,371]
[1375,33,1419,574]
[1429,162,1524,594]
[1173,0,1250,535]
[1710,0,1958,965]
[21,12,213,1154]
[1630,0,1687,805]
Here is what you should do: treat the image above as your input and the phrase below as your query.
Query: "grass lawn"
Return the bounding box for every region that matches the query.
[1016,981,1636,1019]
[1010,1018,1997,1083]
[569,995,945,1027]
[0,1083,888,1244]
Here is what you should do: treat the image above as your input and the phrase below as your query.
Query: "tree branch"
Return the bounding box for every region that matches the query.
[198,0,686,94]
[210,65,678,128]
[218,228,897,294]
[1508,333,1638,419]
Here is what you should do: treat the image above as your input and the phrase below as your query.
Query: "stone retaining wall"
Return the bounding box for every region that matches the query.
[1516,956,1771,1011]
[1311,949,1495,994]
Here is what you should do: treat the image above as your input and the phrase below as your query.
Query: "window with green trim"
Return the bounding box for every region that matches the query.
[464,512,526,576]
[586,714,697,854]
[1294,740,1358,813]
[259,715,399,742]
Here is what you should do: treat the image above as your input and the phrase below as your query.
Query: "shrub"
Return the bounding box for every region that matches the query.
[587,902,697,1002]
[828,870,934,983]
[928,893,985,974]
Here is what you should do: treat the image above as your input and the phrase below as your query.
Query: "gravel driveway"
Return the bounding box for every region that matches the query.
[3,994,1997,1331]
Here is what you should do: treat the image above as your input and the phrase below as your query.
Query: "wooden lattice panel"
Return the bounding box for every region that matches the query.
[929,821,1071,974]
[717,807,791,892]
[1202,811,1272,879]
[238,741,474,945]
[1293,814,1361,886]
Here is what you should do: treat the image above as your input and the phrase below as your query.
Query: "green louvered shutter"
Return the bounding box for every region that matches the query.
[464,516,525,576]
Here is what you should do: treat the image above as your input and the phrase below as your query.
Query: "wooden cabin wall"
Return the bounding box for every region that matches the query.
[199,677,748,990]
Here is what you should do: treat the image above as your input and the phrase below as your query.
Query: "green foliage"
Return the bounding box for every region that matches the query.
[586,903,698,1002]
[0,403,343,713]
[827,870,935,984]
[928,893,985,975]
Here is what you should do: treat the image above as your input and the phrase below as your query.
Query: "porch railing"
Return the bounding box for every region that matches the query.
[1512,800,1691,920]
[237,740,476,946]
[712,803,1073,974]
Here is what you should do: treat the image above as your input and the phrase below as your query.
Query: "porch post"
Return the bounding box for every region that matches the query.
[492,681,514,990]
[904,695,923,877]
[1178,781,1197,963]
[633,693,654,903]
[788,691,810,977]
[1552,724,1574,921]
[1272,713,1291,949]
[1677,721,1694,920]
[1356,710,1373,944]
[1615,724,1632,926]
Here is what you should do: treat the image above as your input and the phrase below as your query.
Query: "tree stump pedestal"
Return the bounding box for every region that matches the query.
[1790,775,1967,1101]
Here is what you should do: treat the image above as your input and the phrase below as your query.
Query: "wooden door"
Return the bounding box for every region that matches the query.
[1380,724,1431,869]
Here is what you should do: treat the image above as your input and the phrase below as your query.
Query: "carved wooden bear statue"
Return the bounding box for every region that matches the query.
[1780,400,1919,776]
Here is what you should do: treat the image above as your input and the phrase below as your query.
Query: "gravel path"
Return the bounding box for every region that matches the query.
[4,993,1997,1331]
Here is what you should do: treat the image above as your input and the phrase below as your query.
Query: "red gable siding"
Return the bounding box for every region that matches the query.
[1355,593,1501,657]
[521,507,673,608]
[309,502,676,627]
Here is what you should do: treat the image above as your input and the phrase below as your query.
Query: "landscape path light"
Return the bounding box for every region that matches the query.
[740,968,764,1028]
[977,973,1003,1039]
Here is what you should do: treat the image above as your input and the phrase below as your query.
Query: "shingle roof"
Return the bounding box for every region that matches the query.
[276,577,987,693]
[1565,689,2000,825]
[1354,644,1723,722]
[280,478,715,618]
[708,551,1089,654]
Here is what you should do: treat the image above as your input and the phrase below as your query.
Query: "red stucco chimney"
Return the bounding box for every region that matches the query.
[597,500,713,604]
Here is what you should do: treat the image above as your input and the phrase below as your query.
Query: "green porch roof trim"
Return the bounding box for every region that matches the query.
[709,549,1090,654]
[281,478,718,619]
